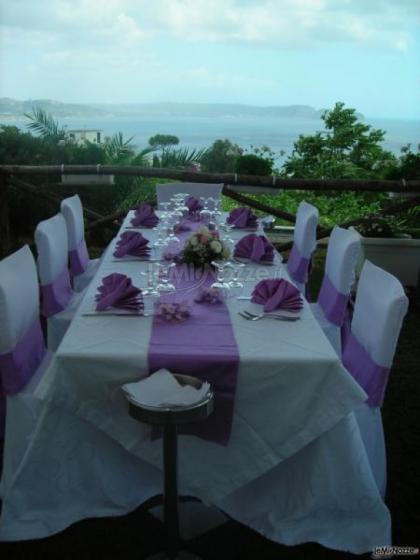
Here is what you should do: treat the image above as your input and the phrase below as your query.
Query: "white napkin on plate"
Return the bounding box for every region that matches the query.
[122,368,210,408]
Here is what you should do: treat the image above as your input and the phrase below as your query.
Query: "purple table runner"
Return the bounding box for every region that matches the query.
[148,219,239,445]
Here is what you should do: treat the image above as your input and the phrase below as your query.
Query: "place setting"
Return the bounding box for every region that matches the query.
[111,230,160,262]
[124,203,160,230]
[237,278,303,322]
[82,272,145,316]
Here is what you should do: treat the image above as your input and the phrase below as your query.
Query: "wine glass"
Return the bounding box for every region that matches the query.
[158,201,171,221]
[156,262,176,293]
[152,229,166,260]
[210,261,231,300]
[141,268,160,316]
[162,235,182,261]
[227,262,245,296]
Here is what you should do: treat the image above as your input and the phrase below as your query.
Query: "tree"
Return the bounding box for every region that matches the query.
[201,139,243,173]
[282,102,397,179]
[148,134,180,149]
[235,154,273,176]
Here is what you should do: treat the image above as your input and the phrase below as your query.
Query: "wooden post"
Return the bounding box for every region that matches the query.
[0,171,11,258]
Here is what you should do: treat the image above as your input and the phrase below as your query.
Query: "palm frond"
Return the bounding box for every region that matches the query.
[25,107,64,139]
[104,132,135,163]
[159,146,209,168]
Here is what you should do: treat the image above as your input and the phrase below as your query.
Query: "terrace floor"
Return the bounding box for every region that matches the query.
[0,258,419,559]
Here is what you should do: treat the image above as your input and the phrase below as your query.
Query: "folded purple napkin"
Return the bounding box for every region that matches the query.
[185,195,203,213]
[131,203,159,228]
[251,279,303,313]
[234,234,274,263]
[114,231,150,258]
[95,273,143,312]
[227,207,258,229]
[174,218,192,233]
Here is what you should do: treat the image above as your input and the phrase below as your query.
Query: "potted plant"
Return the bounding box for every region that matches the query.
[352,217,420,288]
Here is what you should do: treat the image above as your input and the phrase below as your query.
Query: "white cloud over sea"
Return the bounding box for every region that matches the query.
[0,0,419,118]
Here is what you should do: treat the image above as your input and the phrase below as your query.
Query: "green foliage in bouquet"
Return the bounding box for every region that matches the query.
[182,227,230,267]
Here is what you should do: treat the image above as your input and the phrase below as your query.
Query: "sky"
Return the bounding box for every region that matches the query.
[0,0,419,119]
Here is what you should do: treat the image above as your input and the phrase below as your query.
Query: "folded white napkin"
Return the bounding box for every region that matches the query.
[123,368,210,408]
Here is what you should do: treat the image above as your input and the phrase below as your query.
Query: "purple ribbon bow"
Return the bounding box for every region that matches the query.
[251,278,303,312]
[227,207,258,229]
[185,195,203,213]
[131,203,159,228]
[95,273,143,312]
[234,234,274,263]
[114,231,150,258]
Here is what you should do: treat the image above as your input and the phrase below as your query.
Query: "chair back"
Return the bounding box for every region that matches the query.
[0,245,46,395]
[35,213,73,317]
[287,201,318,285]
[157,182,223,206]
[317,226,361,326]
[60,194,90,275]
[342,260,409,406]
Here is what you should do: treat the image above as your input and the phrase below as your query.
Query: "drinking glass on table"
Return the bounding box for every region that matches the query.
[210,261,231,300]
[156,262,176,293]
[158,201,171,221]
[227,261,245,296]
[141,269,160,316]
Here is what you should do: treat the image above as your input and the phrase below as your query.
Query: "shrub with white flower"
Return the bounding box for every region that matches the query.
[182,226,230,267]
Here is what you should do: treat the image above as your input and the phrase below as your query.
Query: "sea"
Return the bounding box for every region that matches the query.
[4,114,420,164]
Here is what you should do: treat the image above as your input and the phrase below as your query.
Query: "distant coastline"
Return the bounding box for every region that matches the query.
[0,97,358,120]
[1,98,418,161]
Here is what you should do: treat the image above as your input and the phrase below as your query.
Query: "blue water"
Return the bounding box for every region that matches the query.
[5,114,419,163]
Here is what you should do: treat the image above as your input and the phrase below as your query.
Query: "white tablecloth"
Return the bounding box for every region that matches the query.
[0,212,391,552]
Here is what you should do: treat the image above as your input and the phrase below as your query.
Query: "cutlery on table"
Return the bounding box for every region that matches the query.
[82,311,144,317]
[238,311,300,322]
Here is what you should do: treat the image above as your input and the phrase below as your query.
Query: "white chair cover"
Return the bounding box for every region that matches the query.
[310,226,361,355]
[294,201,319,259]
[288,201,318,292]
[156,182,223,206]
[60,194,99,292]
[0,245,52,496]
[351,261,408,369]
[0,246,39,354]
[35,214,85,351]
[345,260,409,496]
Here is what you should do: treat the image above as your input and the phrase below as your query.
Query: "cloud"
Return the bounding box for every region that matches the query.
[1,0,418,52]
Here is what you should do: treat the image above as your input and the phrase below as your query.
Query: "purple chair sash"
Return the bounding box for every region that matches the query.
[318,275,350,326]
[69,239,90,276]
[287,244,311,284]
[342,333,390,407]
[41,266,73,317]
[0,318,47,436]
[0,318,46,395]
[148,268,239,446]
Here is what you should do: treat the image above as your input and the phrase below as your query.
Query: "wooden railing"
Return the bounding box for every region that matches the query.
[1,165,419,258]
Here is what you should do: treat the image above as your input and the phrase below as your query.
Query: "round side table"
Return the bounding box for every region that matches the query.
[127,374,214,560]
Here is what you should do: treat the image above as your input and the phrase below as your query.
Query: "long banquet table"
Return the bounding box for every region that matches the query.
[0,211,391,552]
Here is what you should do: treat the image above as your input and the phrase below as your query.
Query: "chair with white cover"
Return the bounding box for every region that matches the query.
[310,226,361,356]
[35,213,85,351]
[0,245,52,494]
[156,182,223,207]
[60,194,99,292]
[287,201,319,294]
[342,260,409,497]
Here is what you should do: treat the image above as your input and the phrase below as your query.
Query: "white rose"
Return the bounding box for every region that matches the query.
[190,236,198,246]
[210,240,222,253]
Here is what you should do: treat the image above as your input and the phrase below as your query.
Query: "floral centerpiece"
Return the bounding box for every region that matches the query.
[182,226,230,267]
